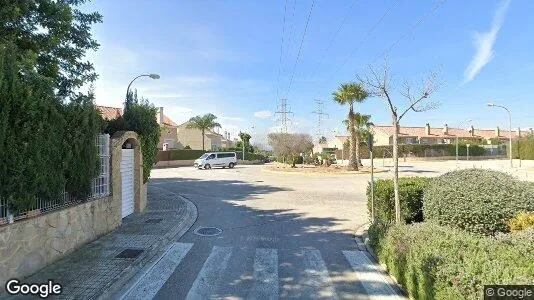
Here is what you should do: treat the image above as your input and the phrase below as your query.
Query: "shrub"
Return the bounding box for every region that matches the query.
[508,212,534,232]
[367,177,431,224]
[184,145,192,150]
[423,168,534,235]
[367,222,534,300]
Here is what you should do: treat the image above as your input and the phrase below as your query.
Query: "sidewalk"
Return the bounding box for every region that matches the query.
[6,185,197,300]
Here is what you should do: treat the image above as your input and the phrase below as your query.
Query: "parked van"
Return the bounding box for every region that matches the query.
[194,152,237,169]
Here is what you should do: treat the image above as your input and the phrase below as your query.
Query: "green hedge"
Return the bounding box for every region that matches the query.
[157,150,265,161]
[424,168,534,235]
[367,222,534,300]
[367,177,431,224]
[513,137,534,160]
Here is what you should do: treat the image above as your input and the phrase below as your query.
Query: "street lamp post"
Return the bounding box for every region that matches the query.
[487,103,513,168]
[126,73,160,100]
[456,119,472,165]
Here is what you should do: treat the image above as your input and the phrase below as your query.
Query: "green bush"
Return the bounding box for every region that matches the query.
[423,168,534,235]
[367,222,534,300]
[512,137,534,160]
[367,177,431,224]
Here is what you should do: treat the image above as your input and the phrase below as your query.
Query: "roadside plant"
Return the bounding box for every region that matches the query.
[343,113,373,166]
[332,82,368,171]
[508,212,534,232]
[267,133,313,167]
[359,63,440,224]
[423,168,534,235]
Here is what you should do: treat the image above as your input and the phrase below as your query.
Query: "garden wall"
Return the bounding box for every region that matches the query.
[0,194,120,290]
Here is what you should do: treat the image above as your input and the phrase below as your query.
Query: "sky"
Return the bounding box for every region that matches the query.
[83,0,534,146]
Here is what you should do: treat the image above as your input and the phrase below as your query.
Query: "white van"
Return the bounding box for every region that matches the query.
[194,152,237,169]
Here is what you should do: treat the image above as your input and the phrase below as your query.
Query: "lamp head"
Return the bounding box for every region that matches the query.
[149,74,160,79]
[487,103,495,107]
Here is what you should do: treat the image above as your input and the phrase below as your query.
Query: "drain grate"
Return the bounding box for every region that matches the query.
[194,226,223,237]
[115,249,144,259]
[145,218,163,223]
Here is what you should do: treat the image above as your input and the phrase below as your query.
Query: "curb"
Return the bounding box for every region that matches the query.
[262,167,388,177]
[98,186,198,299]
[355,223,410,299]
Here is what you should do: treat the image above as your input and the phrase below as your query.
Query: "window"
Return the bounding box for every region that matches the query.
[217,153,235,158]
[207,154,216,159]
[406,138,414,144]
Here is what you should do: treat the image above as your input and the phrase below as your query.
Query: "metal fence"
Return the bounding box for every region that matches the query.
[0,134,111,225]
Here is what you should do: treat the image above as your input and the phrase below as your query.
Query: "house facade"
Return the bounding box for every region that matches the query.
[372,123,532,146]
[97,106,179,150]
[313,123,533,153]
[176,122,226,150]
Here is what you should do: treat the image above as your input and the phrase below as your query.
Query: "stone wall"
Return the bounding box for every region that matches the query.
[0,195,119,289]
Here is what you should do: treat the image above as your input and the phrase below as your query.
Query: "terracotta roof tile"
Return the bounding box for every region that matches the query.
[96,105,178,127]
[97,106,122,120]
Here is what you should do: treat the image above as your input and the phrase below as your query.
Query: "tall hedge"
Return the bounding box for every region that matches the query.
[513,137,534,160]
[104,92,160,183]
[0,44,102,213]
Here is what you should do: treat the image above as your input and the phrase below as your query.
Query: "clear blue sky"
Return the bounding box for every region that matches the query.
[84,0,534,145]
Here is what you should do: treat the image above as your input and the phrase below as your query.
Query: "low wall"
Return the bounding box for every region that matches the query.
[155,160,195,168]
[398,155,507,161]
[0,195,120,290]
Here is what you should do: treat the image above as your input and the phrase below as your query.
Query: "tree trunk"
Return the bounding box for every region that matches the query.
[348,105,358,171]
[392,116,401,224]
[202,129,205,151]
[355,135,361,167]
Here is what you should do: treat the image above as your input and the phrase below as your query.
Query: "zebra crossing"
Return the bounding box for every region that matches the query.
[120,242,404,300]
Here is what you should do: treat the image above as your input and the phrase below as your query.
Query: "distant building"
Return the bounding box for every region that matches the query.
[97,105,179,149]
[175,122,226,150]
[313,123,533,152]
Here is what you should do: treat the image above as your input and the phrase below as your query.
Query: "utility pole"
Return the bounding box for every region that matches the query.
[275,99,293,133]
[311,99,329,142]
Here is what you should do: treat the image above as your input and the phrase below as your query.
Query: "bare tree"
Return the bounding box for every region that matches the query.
[359,64,440,224]
[268,133,314,167]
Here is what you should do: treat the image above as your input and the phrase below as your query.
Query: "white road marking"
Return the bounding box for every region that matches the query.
[186,246,233,300]
[342,250,404,299]
[247,248,279,300]
[121,242,193,300]
[301,248,339,300]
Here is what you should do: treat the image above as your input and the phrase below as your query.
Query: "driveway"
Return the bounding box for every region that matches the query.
[121,164,404,299]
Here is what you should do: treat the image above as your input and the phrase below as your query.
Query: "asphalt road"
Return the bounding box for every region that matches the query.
[125,164,403,300]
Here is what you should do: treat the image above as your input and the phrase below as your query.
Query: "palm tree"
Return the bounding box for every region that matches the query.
[343,113,373,166]
[332,83,369,170]
[186,113,221,150]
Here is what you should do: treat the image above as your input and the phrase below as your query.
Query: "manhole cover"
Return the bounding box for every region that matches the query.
[145,218,163,223]
[255,180,264,183]
[194,226,223,237]
[116,249,144,259]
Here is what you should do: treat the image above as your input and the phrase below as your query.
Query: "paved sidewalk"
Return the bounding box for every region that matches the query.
[6,185,197,300]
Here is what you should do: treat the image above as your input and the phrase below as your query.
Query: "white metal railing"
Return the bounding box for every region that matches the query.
[0,134,111,225]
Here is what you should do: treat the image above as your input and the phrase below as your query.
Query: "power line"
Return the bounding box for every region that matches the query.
[275,99,294,133]
[309,0,360,79]
[329,0,400,79]
[376,0,447,62]
[285,0,316,99]
[276,0,289,100]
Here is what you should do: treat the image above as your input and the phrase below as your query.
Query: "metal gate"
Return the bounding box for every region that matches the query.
[121,149,135,218]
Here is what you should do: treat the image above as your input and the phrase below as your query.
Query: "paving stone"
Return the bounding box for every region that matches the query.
[4,186,197,300]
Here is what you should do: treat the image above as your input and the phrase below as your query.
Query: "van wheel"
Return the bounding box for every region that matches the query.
[204,164,211,170]
[229,163,235,169]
